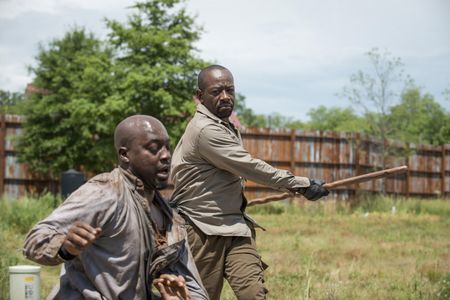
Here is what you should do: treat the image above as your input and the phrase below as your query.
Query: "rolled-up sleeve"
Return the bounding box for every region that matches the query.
[198,124,310,192]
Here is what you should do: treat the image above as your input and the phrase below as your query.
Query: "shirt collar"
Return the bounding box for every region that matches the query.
[119,167,145,196]
[119,167,172,218]
[197,103,238,131]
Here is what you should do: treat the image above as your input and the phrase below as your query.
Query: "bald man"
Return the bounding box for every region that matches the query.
[23,115,208,300]
[170,65,329,299]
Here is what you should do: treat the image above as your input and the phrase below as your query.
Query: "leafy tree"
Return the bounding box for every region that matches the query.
[444,87,450,101]
[340,48,413,168]
[18,0,209,178]
[0,90,24,114]
[306,105,368,132]
[234,94,307,130]
[265,112,305,129]
[234,94,268,128]
[389,87,450,145]
[283,119,305,130]
[17,28,117,177]
[106,0,209,142]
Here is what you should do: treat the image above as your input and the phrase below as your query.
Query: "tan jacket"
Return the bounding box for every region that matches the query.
[170,104,310,237]
[23,168,208,300]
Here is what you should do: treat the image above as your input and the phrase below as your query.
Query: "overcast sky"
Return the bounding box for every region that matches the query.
[1,0,449,120]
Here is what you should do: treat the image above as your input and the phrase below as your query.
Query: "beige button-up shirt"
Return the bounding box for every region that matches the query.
[170,104,310,237]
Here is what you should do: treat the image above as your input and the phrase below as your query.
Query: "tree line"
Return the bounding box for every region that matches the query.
[11,0,209,178]
[0,0,449,180]
[236,49,450,149]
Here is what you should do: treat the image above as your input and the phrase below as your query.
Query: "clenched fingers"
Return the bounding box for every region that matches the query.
[63,222,102,256]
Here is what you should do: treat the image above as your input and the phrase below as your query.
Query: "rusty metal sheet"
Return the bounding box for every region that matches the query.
[242,128,292,162]
[4,182,23,199]
[409,174,442,195]
[2,116,449,199]
[5,153,33,180]
[5,126,22,151]
[5,114,25,124]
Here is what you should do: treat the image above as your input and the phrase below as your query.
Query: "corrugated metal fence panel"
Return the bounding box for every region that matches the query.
[408,144,442,196]
[5,126,21,151]
[242,128,291,163]
[446,146,450,194]
[4,181,26,199]
[410,146,441,172]
[5,153,32,179]
[241,128,449,199]
[1,115,449,199]
[1,115,57,199]
[384,153,408,194]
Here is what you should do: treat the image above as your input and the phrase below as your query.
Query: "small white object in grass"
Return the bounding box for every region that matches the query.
[391,206,397,215]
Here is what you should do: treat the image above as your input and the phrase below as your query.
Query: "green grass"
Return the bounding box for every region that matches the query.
[1,195,450,299]
[0,194,61,300]
[223,196,450,299]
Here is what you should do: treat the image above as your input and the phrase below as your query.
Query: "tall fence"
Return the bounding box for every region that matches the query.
[0,115,57,199]
[240,128,449,200]
[0,115,449,200]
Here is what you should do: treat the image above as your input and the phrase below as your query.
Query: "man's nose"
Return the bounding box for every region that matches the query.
[219,90,230,100]
[160,146,171,161]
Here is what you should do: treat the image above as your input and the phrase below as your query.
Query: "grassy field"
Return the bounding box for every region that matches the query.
[1,195,450,299]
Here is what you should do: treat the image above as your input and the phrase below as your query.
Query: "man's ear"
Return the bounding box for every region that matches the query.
[196,89,203,103]
[118,147,129,164]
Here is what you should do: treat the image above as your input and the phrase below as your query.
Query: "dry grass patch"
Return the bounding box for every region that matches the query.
[1,195,450,299]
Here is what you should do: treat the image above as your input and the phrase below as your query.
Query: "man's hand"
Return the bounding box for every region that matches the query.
[153,274,192,300]
[298,179,329,201]
[61,222,102,256]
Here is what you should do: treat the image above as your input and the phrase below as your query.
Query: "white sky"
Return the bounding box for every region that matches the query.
[1,0,449,120]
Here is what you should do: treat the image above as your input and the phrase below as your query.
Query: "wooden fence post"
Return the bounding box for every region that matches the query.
[353,133,361,199]
[442,145,446,198]
[290,129,296,173]
[0,114,5,197]
[289,129,296,204]
[405,154,410,198]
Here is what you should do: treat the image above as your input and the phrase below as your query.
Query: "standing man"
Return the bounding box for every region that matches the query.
[23,115,208,300]
[170,65,329,299]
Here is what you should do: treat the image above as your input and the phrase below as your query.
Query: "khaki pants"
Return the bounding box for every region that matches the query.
[185,222,268,300]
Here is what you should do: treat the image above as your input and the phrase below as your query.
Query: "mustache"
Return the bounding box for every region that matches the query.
[218,103,233,108]
[157,164,171,171]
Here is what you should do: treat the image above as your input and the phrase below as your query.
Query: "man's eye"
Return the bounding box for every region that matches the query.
[147,146,159,154]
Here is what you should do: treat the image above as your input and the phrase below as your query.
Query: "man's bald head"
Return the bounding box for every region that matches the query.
[114,115,166,154]
[196,65,235,120]
[114,114,171,190]
[198,65,232,91]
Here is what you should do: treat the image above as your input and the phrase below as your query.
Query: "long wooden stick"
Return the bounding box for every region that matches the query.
[323,165,408,189]
[247,165,408,206]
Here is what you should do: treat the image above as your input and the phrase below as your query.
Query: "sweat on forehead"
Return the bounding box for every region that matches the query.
[114,115,163,150]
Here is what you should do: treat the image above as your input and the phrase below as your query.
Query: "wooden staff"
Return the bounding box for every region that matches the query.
[247,165,408,206]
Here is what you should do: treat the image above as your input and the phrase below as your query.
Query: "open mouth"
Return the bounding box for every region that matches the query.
[156,166,170,180]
